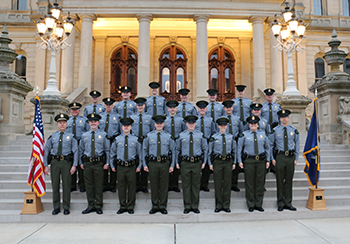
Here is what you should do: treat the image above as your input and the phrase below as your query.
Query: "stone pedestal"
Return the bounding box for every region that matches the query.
[277,95,312,132]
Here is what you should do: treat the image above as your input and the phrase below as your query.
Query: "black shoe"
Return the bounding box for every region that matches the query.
[149,208,158,214]
[117,209,126,214]
[142,188,149,193]
[136,188,142,193]
[284,206,297,211]
[103,187,109,192]
[231,186,240,192]
[192,208,200,214]
[160,208,168,215]
[264,187,267,191]
[270,168,276,174]
[255,206,265,212]
[82,208,96,214]
[63,209,70,215]
[223,208,231,213]
[70,188,77,192]
[127,209,134,214]
[110,188,116,193]
[278,206,284,212]
[52,209,60,215]
[79,187,86,192]
[183,208,190,214]
[173,187,181,192]
[214,208,221,213]
[96,208,103,214]
[200,186,210,192]
[168,187,173,192]
[248,207,254,212]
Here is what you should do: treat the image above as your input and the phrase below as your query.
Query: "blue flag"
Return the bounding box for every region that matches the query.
[303,98,320,187]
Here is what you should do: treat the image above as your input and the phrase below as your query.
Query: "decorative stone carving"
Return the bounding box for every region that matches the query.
[339,96,350,115]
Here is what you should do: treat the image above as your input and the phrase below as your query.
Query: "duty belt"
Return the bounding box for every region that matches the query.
[84,155,104,163]
[246,153,266,161]
[115,158,137,167]
[51,154,72,161]
[213,153,234,161]
[148,155,169,162]
[277,150,295,157]
[181,155,202,163]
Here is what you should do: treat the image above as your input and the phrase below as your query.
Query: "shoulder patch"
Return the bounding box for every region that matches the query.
[209,137,215,142]
[271,129,275,134]
[48,135,52,139]
[239,133,244,138]
[295,129,299,134]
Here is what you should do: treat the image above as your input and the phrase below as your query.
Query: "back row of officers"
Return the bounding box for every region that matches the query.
[44,82,299,216]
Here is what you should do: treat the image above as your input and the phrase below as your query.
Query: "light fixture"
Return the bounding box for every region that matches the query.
[51,2,62,20]
[36,15,47,36]
[282,2,293,22]
[271,15,281,37]
[296,19,306,38]
[288,14,299,34]
[63,12,74,36]
[44,13,55,32]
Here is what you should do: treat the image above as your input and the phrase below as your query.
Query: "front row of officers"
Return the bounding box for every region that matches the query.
[44,99,299,215]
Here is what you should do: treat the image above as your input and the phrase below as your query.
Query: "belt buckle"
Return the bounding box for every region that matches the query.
[60,155,64,161]
[157,156,161,162]
[285,151,289,156]
[222,156,226,160]
[89,157,93,163]
[255,155,260,160]
[190,157,195,162]
[125,161,129,167]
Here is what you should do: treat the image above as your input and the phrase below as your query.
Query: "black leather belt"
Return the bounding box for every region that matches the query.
[181,155,202,163]
[148,155,169,162]
[213,154,234,161]
[277,150,295,157]
[246,153,266,161]
[51,155,72,161]
[83,155,104,163]
[115,159,137,167]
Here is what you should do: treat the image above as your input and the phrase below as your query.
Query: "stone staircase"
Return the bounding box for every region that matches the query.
[1,134,350,223]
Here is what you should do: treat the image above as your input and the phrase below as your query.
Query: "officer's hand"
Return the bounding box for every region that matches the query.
[201,163,205,169]
[294,160,297,166]
[44,166,50,175]
[176,164,180,169]
[144,166,149,172]
[112,167,116,172]
[272,160,276,166]
[103,164,109,170]
[239,162,243,169]
[232,164,236,170]
[266,162,270,169]
[80,164,84,170]
[136,167,140,173]
[169,167,174,173]
[209,165,213,171]
[70,166,76,175]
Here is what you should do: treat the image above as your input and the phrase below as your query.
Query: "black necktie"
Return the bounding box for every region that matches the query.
[253,132,258,155]
[124,135,128,161]
[171,116,175,139]
[104,114,110,133]
[91,131,95,157]
[72,118,76,138]
[139,114,143,138]
[182,103,186,118]
[239,99,244,122]
[201,116,205,135]
[157,132,161,157]
[269,103,273,124]
[93,105,96,114]
[123,101,127,118]
[189,132,194,157]
[211,103,215,120]
[57,132,63,155]
[222,134,227,158]
[284,127,288,151]
[153,97,157,116]
[228,116,233,134]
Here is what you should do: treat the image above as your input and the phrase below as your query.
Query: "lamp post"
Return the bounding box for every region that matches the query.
[36,1,74,97]
[271,1,306,96]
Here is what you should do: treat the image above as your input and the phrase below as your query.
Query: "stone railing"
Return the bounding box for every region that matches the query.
[66,86,87,104]
[337,96,350,145]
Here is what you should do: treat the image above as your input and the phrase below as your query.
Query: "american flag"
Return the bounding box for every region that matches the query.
[27,96,46,197]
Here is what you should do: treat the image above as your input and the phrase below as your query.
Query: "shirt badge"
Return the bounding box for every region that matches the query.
[145,120,149,122]
[275,106,277,109]
[66,136,70,141]
[129,104,132,107]
[113,117,116,121]
[79,120,83,124]
[262,122,265,126]
[196,139,200,141]
[290,132,294,136]
[98,135,102,140]
[99,108,102,112]
[260,135,264,138]
[150,139,154,142]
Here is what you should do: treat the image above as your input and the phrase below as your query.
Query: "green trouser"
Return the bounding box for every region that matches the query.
[117,164,136,210]
[148,160,170,209]
[200,163,210,188]
[243,158,266,208]
[84,161,104,209]
[169,167,179,189]
[181,160,202,209]
[213,159,233,209]
[136,167,148,189]
[231,165,240,188]
[103,167,117,190]
[275,154,295,207]
[51,159,72,210]
[71,165,85,189]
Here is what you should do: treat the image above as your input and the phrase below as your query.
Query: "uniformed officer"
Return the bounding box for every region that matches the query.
[232,85,252,125]
[131,97,154,193]
[176,115,208,214]
[66,102,89,192]
[243,103,270,136]
[222,100,243,192]
[99,97,121,193]
[145,82,166,116]
[205,89,224,121]
[143,115,175,215]
[270,109,299,212]
[111,118,143,214]
[84,90,105,117]
[208,117,236,213]
[44,113,78,215]
[79,114,110,215]
[261,88,282,130]
[195,100,216,192]
[237,116,271,212]
[164,100,185,192]
[176,88,197,118]
[113,86,137,118]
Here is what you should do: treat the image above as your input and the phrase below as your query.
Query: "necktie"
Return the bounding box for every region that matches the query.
[104,114,110,133]
[139,114,143,138]
[91,131,95,157]
[153,97,157,116]
[189,132,194,157]
[171,116,175,139]
[284,127,288,151]
[72,118,76,138]
[239,98,244,122]
[93,105,96,114]
[201,116,205,134]
[182,103,186,118]
[57,132,63,155]
[211,103,215,120]
[253,132,258,155]
[269,103,273,124]
[228,116,233,134]
[123,101,127,118]
[124,135,128,161]
[258,121,260,130]
[222,134,227,158]
[157,132,161,157]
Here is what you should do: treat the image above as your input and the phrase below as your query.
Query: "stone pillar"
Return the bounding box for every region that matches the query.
[268,22,283,95]
[194,15,210,101]
[137,14,153,97]
[35,37,47,93]
[296,40,308,96]
[239,37,252,99]
[94,35,107,97]
[61,24,76,96]
[78,14,95,93]
[249,17,266,99]
[191,36,197,101]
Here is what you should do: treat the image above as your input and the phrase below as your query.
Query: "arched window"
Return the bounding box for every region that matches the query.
[110,46,138,101]
[159,46,187,100]
[208,47,235,101]
[314,57,325,83]
[15,55,26,80]
[344,58,350,75]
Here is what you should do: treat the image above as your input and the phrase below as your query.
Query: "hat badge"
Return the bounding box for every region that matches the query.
[282,110,285,113]
[268,89,271,92]
[60,114,64,118]
[252,116,255,120]
[124,86,127,89]
[93,91,96,94]
[91,114,94,118]
[255,104,259,107]
[73,103,76,106]
[107,98,110,102]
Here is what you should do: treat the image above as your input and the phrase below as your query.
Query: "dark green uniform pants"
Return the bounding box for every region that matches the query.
[71,165,84,189]
[276,154,295,207]
[169,167,179,189]
[84,161,104,209]
[51,159,72,210]
[148,160,170,209]
[181,160,202,209]
[136,168,148,189]
[231,165,240,188]
[243,158,266,208]
[104,167,117,190]
[200,163,210,189]
[117,165,136,210]
[213,159,233,209]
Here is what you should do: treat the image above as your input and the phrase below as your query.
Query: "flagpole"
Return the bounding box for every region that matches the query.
[315,88,319,189]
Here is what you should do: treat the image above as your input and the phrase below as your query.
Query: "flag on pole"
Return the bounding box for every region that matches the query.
[303,98,320,187]
[27,96,46,197]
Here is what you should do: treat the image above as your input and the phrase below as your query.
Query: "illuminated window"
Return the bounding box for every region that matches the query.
[314,57,325,83]
[15,55,26,80]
